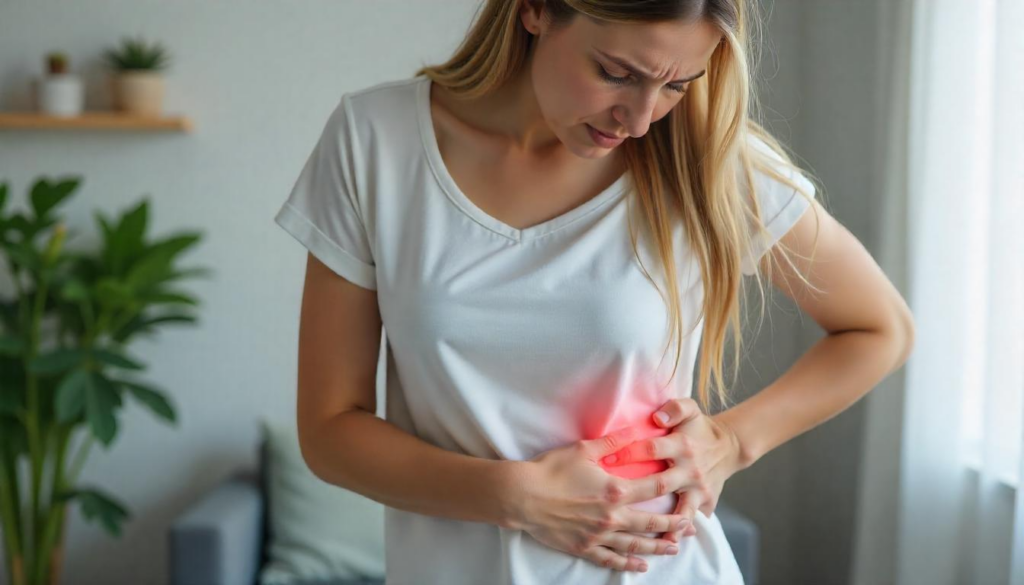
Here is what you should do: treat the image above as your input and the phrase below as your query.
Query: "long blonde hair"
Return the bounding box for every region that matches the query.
[415,0,823,413]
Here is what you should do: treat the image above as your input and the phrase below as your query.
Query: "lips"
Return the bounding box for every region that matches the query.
[592,126,626,139]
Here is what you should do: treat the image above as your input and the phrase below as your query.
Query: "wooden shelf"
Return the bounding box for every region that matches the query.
[0,111,193,132]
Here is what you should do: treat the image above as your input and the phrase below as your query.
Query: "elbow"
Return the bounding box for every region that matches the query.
[296,416,333,483]
[888,305,916,369]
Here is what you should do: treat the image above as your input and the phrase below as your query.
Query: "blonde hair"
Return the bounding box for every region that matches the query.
[415,0,823,413]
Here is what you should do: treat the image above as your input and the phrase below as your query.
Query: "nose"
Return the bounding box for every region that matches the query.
[612,90,659,138]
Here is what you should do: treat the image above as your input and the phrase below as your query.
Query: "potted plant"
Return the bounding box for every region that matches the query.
[0,176,209,585]
[102,35,172,116]
[35,52,84,117]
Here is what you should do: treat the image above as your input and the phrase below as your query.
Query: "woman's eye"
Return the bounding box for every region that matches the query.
[597,65,630,84]
[597,63,687,95]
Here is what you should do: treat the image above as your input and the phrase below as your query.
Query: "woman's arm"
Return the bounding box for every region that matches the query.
[295,252,524,528]
[715,201,915,467]
[304,408,524,528]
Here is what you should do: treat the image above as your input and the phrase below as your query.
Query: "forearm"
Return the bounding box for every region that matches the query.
[713,324,913,468]
[302,408,523,528]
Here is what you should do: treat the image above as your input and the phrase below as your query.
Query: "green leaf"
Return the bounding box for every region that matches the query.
[85,372,119,445]
[30,348,88,374]
[6,241,39,271]
[0,335,24,356]
[58,278,90,302]
[63,487,130,537]
[139,290,198,306]
[55,368,89,422]
[119,200,148,252]
[111,313,197,343]
[95,278,134,307]
[91,348,144,371]
[0,385,23,415]
[119,380,176,424]
[125,233,202,290]
[0,417,28,456]
[6,213,35,240]
[30,177,79,219]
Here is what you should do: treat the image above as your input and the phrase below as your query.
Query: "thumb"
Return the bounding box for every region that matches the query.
[586,425,637,460]
[653,398,702,428]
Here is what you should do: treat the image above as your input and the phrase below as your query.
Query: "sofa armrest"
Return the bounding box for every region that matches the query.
[169,470,264,585]
[717,502,760,585]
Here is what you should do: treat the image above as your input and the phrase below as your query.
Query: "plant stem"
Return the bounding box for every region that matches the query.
[35,426,70,585]
[24,270,51,585]
[0,449,25,585]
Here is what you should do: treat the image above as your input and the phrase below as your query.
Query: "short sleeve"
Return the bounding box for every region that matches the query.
[274,93,377,290]
[739,136,817,276]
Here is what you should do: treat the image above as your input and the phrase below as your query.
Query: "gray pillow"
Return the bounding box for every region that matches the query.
[259,417,386,585]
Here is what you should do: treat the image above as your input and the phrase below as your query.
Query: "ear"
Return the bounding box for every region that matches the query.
[519,0,545,36]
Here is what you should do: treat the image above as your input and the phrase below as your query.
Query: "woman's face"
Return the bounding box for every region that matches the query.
[520,5,723,158]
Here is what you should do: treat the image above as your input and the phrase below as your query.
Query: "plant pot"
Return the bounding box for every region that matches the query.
[111,71,164,116]
[34,73,85,117]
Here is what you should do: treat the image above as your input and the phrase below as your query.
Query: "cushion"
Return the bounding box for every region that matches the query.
[258,417,386,585]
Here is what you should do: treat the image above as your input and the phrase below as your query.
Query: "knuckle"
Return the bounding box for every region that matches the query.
[602,433,624,452]
[655,476,670,497]
[627,538,641,554]
[691,466,704,482]
[646,440,658,459]
[679,437,693,457]
[596,512,616,531]
[605,480,626,504]
[646,515,657,533]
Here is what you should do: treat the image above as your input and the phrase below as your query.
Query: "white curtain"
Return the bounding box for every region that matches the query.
[884,0,1024,584]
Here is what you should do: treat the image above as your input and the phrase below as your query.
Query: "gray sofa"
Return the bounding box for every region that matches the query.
[169,441,760,585]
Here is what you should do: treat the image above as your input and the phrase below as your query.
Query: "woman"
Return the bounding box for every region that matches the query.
[274,0,915,583]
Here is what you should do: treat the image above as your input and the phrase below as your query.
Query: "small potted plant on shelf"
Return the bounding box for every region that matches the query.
[102,35,172,116]
[35,52,84,117]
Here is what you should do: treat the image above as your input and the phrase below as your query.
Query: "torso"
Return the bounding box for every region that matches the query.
[429,83,628,232]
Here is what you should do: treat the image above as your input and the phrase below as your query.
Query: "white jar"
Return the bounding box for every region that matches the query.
[36,73,85,117]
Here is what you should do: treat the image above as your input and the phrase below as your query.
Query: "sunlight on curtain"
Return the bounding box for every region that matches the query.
[898,0,1024,583]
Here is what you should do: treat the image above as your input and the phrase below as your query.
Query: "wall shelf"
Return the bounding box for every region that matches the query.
[0,111,193,132]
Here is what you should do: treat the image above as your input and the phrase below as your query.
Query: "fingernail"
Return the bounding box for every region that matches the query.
[676,518,689,529]
[603,454,618,465]
[639,562,648,572]
[655,411,670,424]
[666,545,679,554]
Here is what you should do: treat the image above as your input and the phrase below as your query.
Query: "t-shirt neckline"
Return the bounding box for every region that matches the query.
[416,76,630,243]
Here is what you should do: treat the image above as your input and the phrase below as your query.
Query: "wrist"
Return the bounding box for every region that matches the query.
[494,460,534,531]
[711,412,757,472]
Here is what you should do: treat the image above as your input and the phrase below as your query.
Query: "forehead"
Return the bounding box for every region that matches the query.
[568,16,722,75]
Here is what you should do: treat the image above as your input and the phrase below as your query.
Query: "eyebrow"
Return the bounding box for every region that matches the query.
[595,49,706,84]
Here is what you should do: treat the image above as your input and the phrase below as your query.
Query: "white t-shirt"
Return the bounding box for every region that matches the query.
[274,75,815,585]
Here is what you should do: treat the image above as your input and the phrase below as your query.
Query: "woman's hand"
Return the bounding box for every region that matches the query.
[600,398,746,544]
[508,426,692,573]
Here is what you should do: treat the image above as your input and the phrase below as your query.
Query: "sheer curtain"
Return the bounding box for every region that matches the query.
[894,0,1024,583]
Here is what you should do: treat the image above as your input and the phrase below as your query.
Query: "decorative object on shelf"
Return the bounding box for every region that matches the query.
[34,52,84,118]
[0,176,211,585]
[102,35,172,116]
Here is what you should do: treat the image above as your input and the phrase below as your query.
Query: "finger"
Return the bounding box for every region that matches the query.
[665,490,691,543]
[661,491,687,543]
[603,433,692,467]
[676,492,699,539]
[598,531,680,557]
[623,463,700,504]
[653,397,703,429]
[585,425,639,461]
[584,547,649,573]
[621,509,690,535]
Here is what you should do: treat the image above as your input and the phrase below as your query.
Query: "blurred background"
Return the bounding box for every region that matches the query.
[0,1,1021,584]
